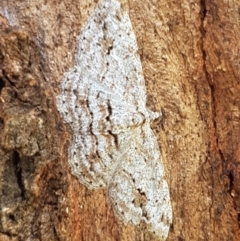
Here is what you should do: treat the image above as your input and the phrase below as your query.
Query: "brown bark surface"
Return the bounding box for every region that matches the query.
[0,0,240,240]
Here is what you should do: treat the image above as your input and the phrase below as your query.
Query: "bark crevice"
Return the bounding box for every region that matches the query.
[12,151,25,199]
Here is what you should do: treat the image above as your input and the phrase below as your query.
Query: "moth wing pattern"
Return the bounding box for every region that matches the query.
[75,0,147,111]
[57,66,141,189]
[108,123,172,239]
[56,0,172,239]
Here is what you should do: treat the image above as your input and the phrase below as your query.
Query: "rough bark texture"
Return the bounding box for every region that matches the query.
[0,0,239,240]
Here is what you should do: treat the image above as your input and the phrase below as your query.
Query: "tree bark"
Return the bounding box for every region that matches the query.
[0,0,239,240]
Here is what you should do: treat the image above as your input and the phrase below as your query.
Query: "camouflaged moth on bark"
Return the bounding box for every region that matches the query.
[56,0,172,239]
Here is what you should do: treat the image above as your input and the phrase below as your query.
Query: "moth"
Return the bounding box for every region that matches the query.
[56,0,172,239]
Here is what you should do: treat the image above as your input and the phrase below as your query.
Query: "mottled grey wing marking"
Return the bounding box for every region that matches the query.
[108,124,172,239]
[75,0,146,111]
[57,66,147,189]
[56,0,172,239]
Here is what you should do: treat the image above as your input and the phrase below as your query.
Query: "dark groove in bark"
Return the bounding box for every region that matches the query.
[0,77,5,91]
[12,151,25,199]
